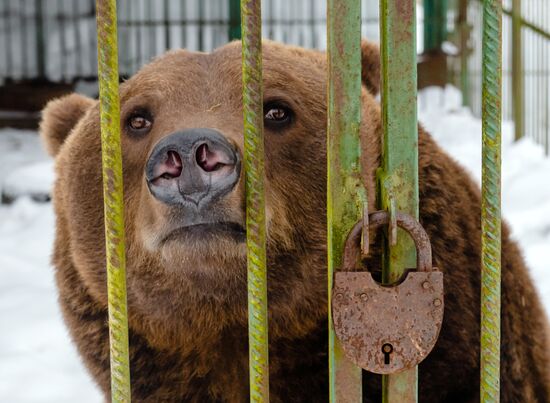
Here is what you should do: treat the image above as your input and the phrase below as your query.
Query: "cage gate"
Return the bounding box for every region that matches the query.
[94,0,503,402]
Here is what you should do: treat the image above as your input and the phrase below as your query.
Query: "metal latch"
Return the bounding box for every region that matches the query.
[332,210,444,374]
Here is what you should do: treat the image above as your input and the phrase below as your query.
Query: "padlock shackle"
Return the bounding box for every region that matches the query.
[343,210,433,272]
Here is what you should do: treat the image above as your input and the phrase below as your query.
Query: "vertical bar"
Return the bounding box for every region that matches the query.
[457,0,470,107]
[95,0,132,402]
[327,0,364,402]
[164,0,171,50]
[20,0,28,77]
[228,0,241,40]
[57,0,67,80]
[545,21,549,156]
[180,0,187,49]
[136,0,143,67]
[241,1,269,401]
[198,0,204,50]
[309,0,317,49]
[73,0,83,77]
[89,0,96,75]
[4,0,13,77]
[121,0,132,76]
[379,0,418,401]
[480,0,502,401]
[35,0,45,78]
[147,0,154,60]
[423,0,448,52]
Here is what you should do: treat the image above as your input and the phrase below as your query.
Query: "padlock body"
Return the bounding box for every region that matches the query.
[332,270,444,374]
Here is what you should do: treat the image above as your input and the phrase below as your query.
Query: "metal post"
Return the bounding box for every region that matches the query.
[512,0,524,140]
[480,0,502,401]
[57,0,67,80]
[95,0,132,401]
[229,0,241,40]
[35,0,46,78]
[379,0,419,401]
[423,0,448,52]
[457,0,471,107]
[241,1,269,401]
[164,0,171,50]
[327,0,365,401]
[198,0,204,50]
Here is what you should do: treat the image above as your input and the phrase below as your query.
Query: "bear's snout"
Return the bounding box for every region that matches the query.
[145,128,241,207]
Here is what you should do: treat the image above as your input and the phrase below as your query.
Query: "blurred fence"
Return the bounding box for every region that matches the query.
[0,0,549,152]
[451,0,549,153]
[0,0,380,82]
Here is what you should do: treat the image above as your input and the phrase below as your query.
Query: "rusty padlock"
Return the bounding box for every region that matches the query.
[332,210,444,374]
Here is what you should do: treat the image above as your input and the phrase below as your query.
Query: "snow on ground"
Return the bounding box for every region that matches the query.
[0,86,548,402]
[419,86,550,311]
[0,133,102,402]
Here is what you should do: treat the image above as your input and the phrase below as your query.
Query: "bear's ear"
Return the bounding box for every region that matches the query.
[360,40,381,95]
[40,93,94,157]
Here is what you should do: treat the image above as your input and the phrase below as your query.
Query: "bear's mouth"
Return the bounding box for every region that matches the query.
[161,222,246,244]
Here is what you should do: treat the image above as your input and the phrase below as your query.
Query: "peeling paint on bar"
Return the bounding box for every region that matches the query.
[379,0,419,401]
[241,0,270,401]
[327,0,366,401]
[95,0,132,401]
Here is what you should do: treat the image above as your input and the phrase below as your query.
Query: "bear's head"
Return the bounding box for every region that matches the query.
[41,40,382,350]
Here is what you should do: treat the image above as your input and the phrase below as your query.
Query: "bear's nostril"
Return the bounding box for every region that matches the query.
[159,150,183,179]
[196,143,227,173]
[146,129,241,206]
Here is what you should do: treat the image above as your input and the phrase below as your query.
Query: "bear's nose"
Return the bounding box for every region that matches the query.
[145,129,240,207]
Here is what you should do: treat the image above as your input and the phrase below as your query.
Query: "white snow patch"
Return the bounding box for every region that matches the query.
[3,161,54,200]
[0,129,102,402]
[419,85,550,311]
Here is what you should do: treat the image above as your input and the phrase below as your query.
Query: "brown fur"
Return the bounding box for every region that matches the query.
[41,40,550,402]
[39,93,95,157]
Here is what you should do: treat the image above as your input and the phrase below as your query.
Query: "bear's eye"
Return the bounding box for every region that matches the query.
[126,111,153,135]
[264,102,293,130]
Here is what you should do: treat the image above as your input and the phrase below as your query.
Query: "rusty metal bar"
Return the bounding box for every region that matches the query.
[480,0,502,400]
[327,0,365,401]
[95,0,132,401]
[378,0,419,401]
[240,0,270,401]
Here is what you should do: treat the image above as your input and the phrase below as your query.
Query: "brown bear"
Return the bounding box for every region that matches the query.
[40,40,550,402]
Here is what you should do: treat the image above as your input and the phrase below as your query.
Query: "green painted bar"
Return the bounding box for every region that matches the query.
[229,0,242,40]
[95,0,132,401]
[457,0,471,107]
[423,0,448,52]
[240,0,269,401]
[512,0,524,140]
[326,0,365,401]
[379,0,419,401]
[480,0,502,401]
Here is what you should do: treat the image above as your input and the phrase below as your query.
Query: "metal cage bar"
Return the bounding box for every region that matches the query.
[480,0,502,400]
[95,0,132,402]
[326,0,365,401]
[424,0,448,52]
[511,0,523,140]
[240,0,270,401]
[229,0,242,40]
[379,0,419,401]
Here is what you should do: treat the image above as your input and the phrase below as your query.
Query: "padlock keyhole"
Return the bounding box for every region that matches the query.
[382,343,393,365]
